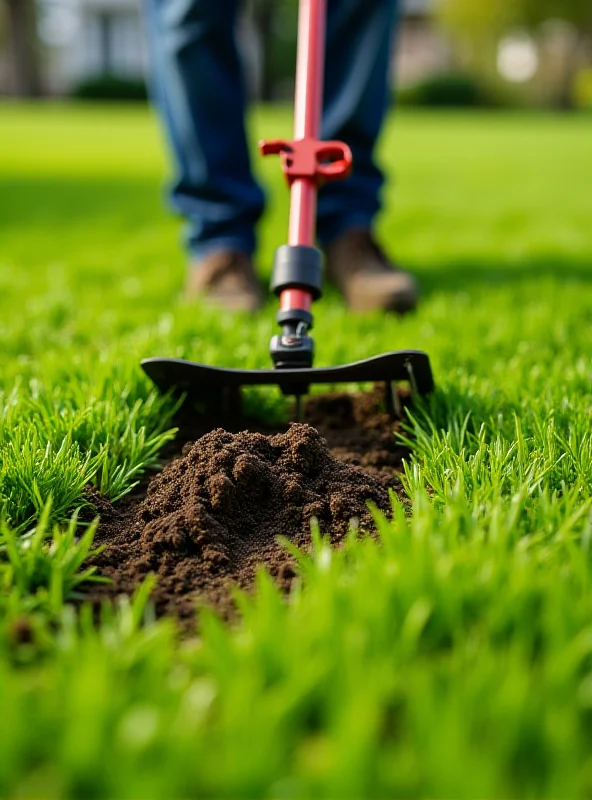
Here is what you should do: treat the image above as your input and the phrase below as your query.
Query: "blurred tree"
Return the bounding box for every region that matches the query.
[247,0,298,101]
[1,0,42,96]
[437,0,515,40]
[439,0,591,41]
[248,0,275,101]
[521,0,592,107]
[437,0,592,107]
[520,0,591,29]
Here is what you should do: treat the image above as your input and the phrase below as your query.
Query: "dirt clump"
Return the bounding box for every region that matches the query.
[303,387,410,481]
[91,411,395,627]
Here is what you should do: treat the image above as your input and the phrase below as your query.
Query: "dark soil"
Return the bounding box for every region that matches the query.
[88,388,409,628]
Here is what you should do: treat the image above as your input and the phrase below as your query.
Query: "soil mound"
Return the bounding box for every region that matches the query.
[91,412,394,626]
[304,387,410,480]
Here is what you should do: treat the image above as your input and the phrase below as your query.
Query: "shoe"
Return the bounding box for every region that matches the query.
[184,250,264,312]
[324,228,419,313]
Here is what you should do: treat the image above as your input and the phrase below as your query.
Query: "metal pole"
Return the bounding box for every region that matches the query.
[288,0,326,248]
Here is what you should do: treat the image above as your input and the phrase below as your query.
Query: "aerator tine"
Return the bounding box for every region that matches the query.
[141,0,434,413]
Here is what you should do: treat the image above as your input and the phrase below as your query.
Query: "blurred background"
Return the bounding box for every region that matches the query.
[1,0,591,110]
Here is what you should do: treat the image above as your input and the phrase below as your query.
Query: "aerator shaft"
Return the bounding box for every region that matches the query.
[260,0,352,376]
[270,244,321,370]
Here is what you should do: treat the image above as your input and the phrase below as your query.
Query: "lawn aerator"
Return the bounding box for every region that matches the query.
[141,0,434,415]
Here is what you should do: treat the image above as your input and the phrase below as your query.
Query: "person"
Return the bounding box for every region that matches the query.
[144,0,418,314]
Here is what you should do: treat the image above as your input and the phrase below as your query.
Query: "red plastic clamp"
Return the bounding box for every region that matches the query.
[259,137,353,187]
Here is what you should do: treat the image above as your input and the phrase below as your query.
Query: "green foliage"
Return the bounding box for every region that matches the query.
[0,104,591,796]
[72,75,148,102]
[437,0,516,40]
[0,426,99,531]
[0,389,178,528]
[519,0,592,28]
[247,0,299,99]
[2,501,592,796]
[0,500,105,616]
[436,0,592,109]
[398,72,502,107]
[574,67,592,109]
[438,0,592,36]
[0,348,179,526]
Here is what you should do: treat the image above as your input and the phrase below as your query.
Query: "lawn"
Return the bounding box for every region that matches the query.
[0,102,591,798]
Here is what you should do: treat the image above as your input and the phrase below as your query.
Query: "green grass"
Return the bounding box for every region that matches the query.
[1,102,591,797]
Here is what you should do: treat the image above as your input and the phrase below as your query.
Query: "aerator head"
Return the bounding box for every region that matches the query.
[140,238,434,419]
[141,349,433,419]
[140,0,434,415]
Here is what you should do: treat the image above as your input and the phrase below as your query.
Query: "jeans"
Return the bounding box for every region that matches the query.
[144,0,400,259]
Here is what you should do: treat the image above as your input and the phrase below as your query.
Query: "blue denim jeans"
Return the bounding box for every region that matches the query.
[144,0,400,259]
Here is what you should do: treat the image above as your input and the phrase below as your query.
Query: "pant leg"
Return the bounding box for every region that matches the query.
[317,0,400,247]
[144,0,265,258]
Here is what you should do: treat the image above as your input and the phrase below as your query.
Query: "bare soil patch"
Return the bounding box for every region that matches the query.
[88,388,409,627]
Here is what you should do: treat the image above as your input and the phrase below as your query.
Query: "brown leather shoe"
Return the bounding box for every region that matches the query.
[184,250,264,312]
[325,228,418,313]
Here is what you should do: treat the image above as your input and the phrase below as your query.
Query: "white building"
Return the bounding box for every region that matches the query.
[35,0,443,96]
[38,0,146,93]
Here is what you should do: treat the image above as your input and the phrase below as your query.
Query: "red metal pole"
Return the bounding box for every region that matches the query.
[258,0,351,368]
[288,0,326,248]
[280,288,313,313]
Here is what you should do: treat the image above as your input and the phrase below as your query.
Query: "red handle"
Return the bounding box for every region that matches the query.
[260,0,352,250]
[261,0,352,315]
[259,138,352,186]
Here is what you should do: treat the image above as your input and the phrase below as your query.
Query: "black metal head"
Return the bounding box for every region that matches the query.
[141,350,434,418]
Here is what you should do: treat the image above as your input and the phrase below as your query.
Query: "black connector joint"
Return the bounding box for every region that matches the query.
[270,245,323,299]
[270,329,314,371]
[270,245,322,376]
